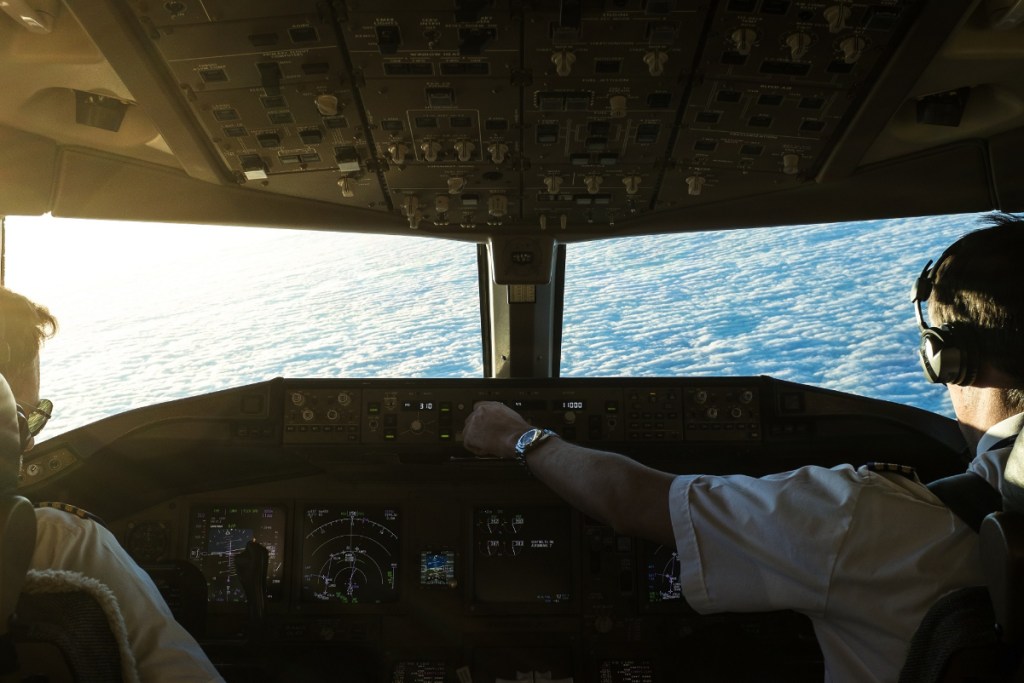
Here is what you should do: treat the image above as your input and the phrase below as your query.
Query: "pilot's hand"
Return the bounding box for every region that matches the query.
[463,401,532,459]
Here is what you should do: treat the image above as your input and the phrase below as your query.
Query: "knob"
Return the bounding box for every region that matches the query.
[643,51,668,76]
[387,142,409,165]
[301,408,315,422]
[315,94,339,116]
[610,95,627,118]
[337,177,355,198]
[487,142,509,165]
[454,140,475,162]
[824,5,851,33]
[694,390,708,404]
[447,176,466,194]
[539,214,548,230]
[544,176,563,195]
[337,393,351,406]
[326,409,339,420]
[551,50,576,77]
[407,211,422,229]
[410,419,423,433]
[730,407,743,419]
[839,36,866,64]
[559,213,568,230]
[731,28,757,56]
[487,194,508,218]
[584,175,603,194]
[782,153,800,175]
[290,392,305,406]
[686,175,705,196]
[404,195,419,216]
[740,390,754,404]
[705,407,719,419]
[435,195,450,215]
[564,411,577,424]
[420,141,441,162]
[622,175,641,195]
[786,32,812,60]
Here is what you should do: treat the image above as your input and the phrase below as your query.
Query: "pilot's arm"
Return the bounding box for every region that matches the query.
[463,401,675,546]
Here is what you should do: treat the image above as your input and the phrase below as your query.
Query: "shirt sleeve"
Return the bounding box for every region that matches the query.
[669,465,863,617]
[32,507,225,683]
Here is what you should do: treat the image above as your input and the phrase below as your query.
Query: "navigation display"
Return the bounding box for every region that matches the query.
[472,506,573,605]
[301,505,400,604]
[186,504,286,604]
[642,542,684,609]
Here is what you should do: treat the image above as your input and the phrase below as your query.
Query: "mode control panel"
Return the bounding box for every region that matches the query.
[282,379,761,446]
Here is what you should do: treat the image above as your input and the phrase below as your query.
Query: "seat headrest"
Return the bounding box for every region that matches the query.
[1002,430,1024,515]
[0,374,22,493]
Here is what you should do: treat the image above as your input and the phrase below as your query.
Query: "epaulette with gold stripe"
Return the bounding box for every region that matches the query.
[35,501,107,527]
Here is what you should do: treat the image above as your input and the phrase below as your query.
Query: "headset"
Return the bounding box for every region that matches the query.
[910,249,978,386]
[0,311,35,453]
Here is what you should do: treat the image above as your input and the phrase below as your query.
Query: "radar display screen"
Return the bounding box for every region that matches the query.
[472,506,573,605]
[186,504,286,604]
[301,505,400,604]
[419,550,456,586]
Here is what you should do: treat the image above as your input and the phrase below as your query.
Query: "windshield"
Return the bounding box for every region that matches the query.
[3,217,482,436]
[562,214,973,419]
[4,213,971,437]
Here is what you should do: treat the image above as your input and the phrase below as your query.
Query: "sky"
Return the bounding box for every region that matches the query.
[1,211,981,437]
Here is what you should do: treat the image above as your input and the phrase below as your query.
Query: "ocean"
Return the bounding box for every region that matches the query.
[2,212,979,438]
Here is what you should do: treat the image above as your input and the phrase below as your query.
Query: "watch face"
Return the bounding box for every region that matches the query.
[516,428,541,454]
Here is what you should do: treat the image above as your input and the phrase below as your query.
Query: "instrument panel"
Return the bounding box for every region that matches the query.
[24,376,965,681]
[281,378,761,446]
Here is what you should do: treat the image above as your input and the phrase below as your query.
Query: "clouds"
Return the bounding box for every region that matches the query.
[4,212,985,436]
[562,214,978,418]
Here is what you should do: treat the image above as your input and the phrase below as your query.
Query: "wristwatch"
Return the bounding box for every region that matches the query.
[513,428,557,467]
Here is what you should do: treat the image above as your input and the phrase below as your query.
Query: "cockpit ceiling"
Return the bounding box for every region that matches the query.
[2,0,1024,238]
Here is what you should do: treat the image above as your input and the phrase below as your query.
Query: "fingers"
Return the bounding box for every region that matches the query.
[463,401,529,457]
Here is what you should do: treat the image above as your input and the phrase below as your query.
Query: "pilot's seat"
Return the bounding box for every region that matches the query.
[0,373,138,682]
[900,431,1024,683]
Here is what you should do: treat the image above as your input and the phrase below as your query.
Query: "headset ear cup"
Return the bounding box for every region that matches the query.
[16,406,30,452]
[919,325,977,386]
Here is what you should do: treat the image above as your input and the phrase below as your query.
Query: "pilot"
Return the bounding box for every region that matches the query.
[0,286,225,682]
[463,212,1024,682]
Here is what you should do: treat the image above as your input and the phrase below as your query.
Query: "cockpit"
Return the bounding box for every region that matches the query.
[3,0,1024,680]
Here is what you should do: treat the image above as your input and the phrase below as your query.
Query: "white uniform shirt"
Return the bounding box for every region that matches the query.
[669,412,1024,683]
[31,507,225,682]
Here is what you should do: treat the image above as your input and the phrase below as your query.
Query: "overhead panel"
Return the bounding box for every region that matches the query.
[113,0,930,235]
[522,2,701,233]
[339,1,522,230]
[663,0,920,205]
[128,0,387,208]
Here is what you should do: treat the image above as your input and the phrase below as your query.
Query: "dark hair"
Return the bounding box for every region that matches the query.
[930,212,1024,403]
[0,286,57,382]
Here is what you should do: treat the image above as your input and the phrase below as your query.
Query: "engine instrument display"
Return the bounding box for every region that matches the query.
[301,505,400,604]
[472,506,573,605]
[186,504,286,604]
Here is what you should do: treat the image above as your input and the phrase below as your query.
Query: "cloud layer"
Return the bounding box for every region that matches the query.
[4,212,983,436]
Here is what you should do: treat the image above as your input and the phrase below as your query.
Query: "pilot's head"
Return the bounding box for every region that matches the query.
[926,212,1024,409]
[0,286,57,481]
